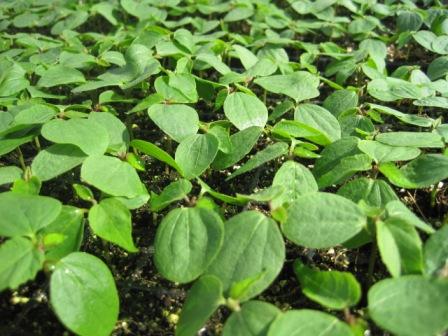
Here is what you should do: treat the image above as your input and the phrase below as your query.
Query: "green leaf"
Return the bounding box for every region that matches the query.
[294,104,341,144]
[89,112,130,154]
[0,237,44,291]
[41,118,110,156]
[89,198,137,253]
[91,2,118,25]
[368,276,448,336]
[131,139,183,174]
[0,166,22,185]
[155,207,224,283]
[37,65,86,88]
[224,92,268,130]
[206,211,285,301]
[337,178,398,209]
[358,140,421,163]
[254,72,320,102]
[377,219,424,278]
[226,142,288,180]
[294,260,361,310]
[148,104,199,142]
[267,310,353,336]
[271,161,318,209]
[367,103,433,128]
[424,225,448,276]
[375,132,444,148]
[313,137,372,188]
[0,60,29,97]
[150,179,192,212]
[32,144,87,182]
[323,89,358,118]
[427,56,448,80]
[212,126,262,170]
[81,155,143,198]
[176,275,224,336]
[0,192,62,237]
[283,192,366,248]
[385,201,435,234]
[50,252,119,336]
[379,154,448,189]
[223,301,281,336]
[175,133,219,179]
[41,206,84,261]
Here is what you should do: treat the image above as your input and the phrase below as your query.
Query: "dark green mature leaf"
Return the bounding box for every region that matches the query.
[81,155,143,198]
[155,207,224,283]
[294,260,361,310]
[32,144,87,181]
[223,301,281,336]
[267,310,353,336]
[0,60,29,97]
[254,72,319,102]
[176,275,224,336]
[323,89,358,118]
[89,112,130,154]
[377,219,424,278]
[89,198,138,252]
[175,133,219,179]
[226,142,288,180]
[150,179,192,212]
[424,225,448,276]
[283,192,366,248]
[358,140,421,163]
[271,161,318,209]
[212,126,262,170]
[0,192,62,237]
[50,252,119,336]
[41,118,109,156]
[379,154,448,188]
[313,137,372,188]
[368,276,448,336]
[148,104,199,143]
[224,92,268,130]
[0,237,44,291]
[206,211,285,301]
[42,206,84,261]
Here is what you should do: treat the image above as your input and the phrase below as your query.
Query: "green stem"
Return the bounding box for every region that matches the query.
[16,146,26,171]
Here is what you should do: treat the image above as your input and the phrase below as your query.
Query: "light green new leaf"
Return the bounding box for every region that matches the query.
[0,192,62,237]
[224,92,268,130]
[271,161,318,209]
[385,200,434,234]
[37,65,86,88]
[226,142,288,180]
[267,310,353,336]
[358,140,421,163]
[283,192,366,248]
[379,154,448,189]
[175,133,219,179]
[89,198,137,253]
[81,155,143,198]
[368,276,448,336]
[223,301,281,336]
[212,126,262,170]
[41,118,109,156]
[148,104,199,143]
[150,179,192,212]
[294,260,361,310]
[377,219,424,278]
[50,252,119,336]
[0,237,44,291]
[176,275,224,336]
[0,166,22,185]
[206,211,285,301]
[155,207,224,283]
[32,144,87,182]
[254,72,319,102]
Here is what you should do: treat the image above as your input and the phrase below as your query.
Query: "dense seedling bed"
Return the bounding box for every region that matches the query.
[1,0,448,335]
